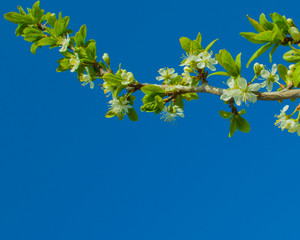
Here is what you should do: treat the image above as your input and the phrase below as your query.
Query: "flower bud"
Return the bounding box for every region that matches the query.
[102,53,110,66]
[254,63,264,76]
[290,27,300,42]
[289,64,295,71]
[183,66,193,73]
[287,70,293,78]
[287,18,296,27]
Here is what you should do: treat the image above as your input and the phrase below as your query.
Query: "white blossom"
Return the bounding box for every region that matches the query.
[180,54,200,67]
[161,105,184,122]
[260,64,279,92]
[182,71,193,86]
[69,53,80,72]
[156,68,178,83]
[196,51,218,71]
[221,77,260,106]
[58,34,70,53]
[109,98,132,115]
[102,82,114,97]
[121,72,134,85]
[81,67,94,89]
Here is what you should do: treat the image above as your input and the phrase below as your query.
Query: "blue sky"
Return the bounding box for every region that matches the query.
[1,0,300,239]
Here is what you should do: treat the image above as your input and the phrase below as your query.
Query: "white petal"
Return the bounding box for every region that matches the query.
[156,76,164,81]
[237,77,247,90]
[266,81,273,92]
[168,68,175,74]
[197,62,205,69]
[261,70,270,79]
[271,64,278,74]
[249,83,260,91]
[282,105,289,112]
[227,78,235,88]
[207,63,216,71]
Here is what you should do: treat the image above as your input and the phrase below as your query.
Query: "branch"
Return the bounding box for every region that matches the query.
[129,83,300,101]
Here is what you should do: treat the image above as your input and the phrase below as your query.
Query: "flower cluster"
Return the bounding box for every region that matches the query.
[160,105,184,122]
[221,77,260,106]
[121,71,134,85]
[180,51,218,71]
[275,105,300,136]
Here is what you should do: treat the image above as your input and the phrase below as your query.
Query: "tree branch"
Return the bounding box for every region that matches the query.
[131,83,300,101]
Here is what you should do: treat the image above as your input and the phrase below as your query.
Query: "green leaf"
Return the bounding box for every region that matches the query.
[235,53,242,74]
[216,49,239,77]
[277,64,288,82]
[204,39,218,52]
[4,12,35,24]
[196,32,202,45]
[240,32,267,44]
[127,108,138,121]
[219,110,233,119]
[141,85,165,95]
[259,13,274,30]
[46,14,57,27]
[270,12,290,34]
[36,37,57,46]
[23,27,44,42]
[292,67,300,88]
[105,110,116,118]
[179,37,192,53]
[283,50,300,63]
[32,1,44,22]
[207,72,230,78]
[229,118,237,138]
[190,40,202,54]
[269,42,280,62]
[85,42,97,60]
[102,73,122,86]
[247,15,265,32]
[174,95,184,109]
[238,109,246,115]
[236,116,251,133]
[253,30,275,42]
[79,25,87,42]
[15,23,27,36]
[246,42,273,67]
[30,42,39,54]
[54,20,64,36]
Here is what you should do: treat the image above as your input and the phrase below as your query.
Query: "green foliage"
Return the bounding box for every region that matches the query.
[215,49,240,77]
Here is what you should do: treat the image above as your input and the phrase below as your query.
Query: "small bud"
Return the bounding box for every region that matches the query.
[287,70,293,78]
[183,66,192,73]
[287,18,296,27]
[102,53,110,66]
[290,27,300,42]
[287,81,294,89]
[289,64,295,71]
[254,63,264,76]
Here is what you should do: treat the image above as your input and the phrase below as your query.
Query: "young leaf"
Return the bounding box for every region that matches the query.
[141,85,165,95]
[102,73,122,86]
[292,67,300,88]
[229,118,237,138]
[204,39,218,52]
[259,13,274,30]
[219,110,233,119]
[4,12,35,24]
[179,37,192,53]
[236,116,251,133]
[277,64,288,82]
[127,108,138,121]
[235,53,242,74]
[246,42,273,67]
[247,15,265,32]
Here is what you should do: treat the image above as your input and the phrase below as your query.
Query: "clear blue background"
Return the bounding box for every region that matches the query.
[1,0,300,239]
